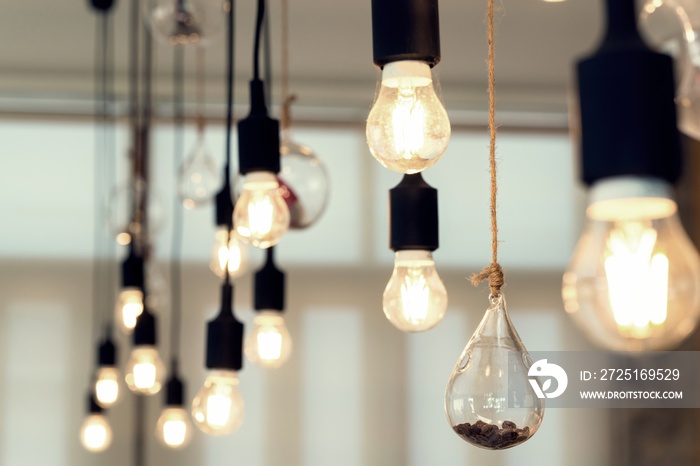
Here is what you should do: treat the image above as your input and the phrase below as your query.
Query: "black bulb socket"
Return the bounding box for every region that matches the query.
[205,283,244,371]
[389,173,439,251]
[576,0,682,186]
[254,248,285,312]
[133,307,157,347]
[90,0,115,12]
[121,250,145,289]
[215,178,234,227]
[165,373,185,406]
[88,393,104,414]
[97,337,117,367]
[237,80,281,175]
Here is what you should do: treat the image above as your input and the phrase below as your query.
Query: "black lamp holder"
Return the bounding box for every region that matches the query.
[237,80,281,175]
[254,247,285,312]
[88,392,104,414]
[577,0,681,186]
[205,283,244,371]
[371,0,441,68]
[121,248,145,289]
[133,305,157,347]
[89,0,115,12]
[215,177,234,228]
[164,364,185,407]
[389,173,439,251]
[97,334,117,367]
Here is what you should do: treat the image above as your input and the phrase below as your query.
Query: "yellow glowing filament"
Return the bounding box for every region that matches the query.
[257,330,283,361]
[399,269,430,324]
[133,362,157,389]
[218,240,242,273]
[206,393,232,427]
[247,198,274,237]
[95,379,118,406]
[83,423,108,450]
[121,292,144,330]
[392,84,426,160]
[163,419,187,447]
[604,223,669,338]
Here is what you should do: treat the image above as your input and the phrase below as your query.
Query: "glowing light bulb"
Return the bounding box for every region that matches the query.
[563,177,700,351]
[233,171,290,249]
[366,60,451,174]
[155,407,193,449]
[383,250,447,332]
[210,226,249,278]
[179,139,220,209]
[115,287,144,334]
[245,311,292,368]
[94,367,120,408]
[191,370,244,435]
[80,414,113,452]
[125,346,166,394]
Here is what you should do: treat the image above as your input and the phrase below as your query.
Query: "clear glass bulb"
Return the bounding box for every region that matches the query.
[125,346,166,395]
[155,407,193,449]
[80,414,113,452]
[115,287,144,335]
[179,138,220,209]
[641,0,700,140]
[107,179,166,245]
[383,250,447,332]
[210,226,249,278]
[445,293,544,450]
[233,171,290,249]
[245,311,293,368]
[146,0,226,45]
[191,370,245,436]
[279,130,330,229]
[366,60,451,174]
[563,177,700,351]
[94,367,120,408]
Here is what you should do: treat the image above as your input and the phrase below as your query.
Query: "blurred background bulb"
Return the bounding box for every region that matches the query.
[146,0,226,45]
[107,180,166,246]
[80,414,113,452]
[94,367,120,408]
[178,139,220,209]
[155,407,193,449]
[210,226,249,278]
[366,60,451,174]
[233,171,290,248]
[279,131,330,229]
[191,370,244,435]
[125,346,166,394]
[563,177,700,351]
[383,250,447,332]
[641,0,700,140]
[115,287,144,334]
[245,311,292,368]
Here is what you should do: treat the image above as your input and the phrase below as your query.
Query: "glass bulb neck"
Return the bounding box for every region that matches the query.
[587,176,677,221]
[381,61,432,87]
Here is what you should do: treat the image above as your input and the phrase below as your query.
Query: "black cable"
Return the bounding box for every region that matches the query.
[252,0,265,81]
[224,0,237,286]
[104,9,117,326]
[262,0,272,104]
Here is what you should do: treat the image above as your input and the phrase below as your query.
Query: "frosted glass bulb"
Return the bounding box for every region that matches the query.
[94,367,120,408]
[80,414,113,452]
[383,250,447,332]
[366,60,451,174]
[155,407,193,449]
[245,311,293,368]
[125,346,166,395]
[115,287,144,334]
[563,177,700,351]
[146,0,225,45]
[233,171,290,249]
[178,139,220,209]
[191,370,244,435]
[445,293,544,450]
[210,226,249,278]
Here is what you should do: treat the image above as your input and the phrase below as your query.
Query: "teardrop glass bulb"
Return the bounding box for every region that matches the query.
[178,139,220,209]
[445,293,544,450]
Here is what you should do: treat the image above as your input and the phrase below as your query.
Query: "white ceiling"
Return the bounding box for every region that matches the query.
[0,0,614,123]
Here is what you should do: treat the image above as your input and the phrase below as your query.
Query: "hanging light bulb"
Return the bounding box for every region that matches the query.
[210,226,249,278]
[641,0,700,140]
[366,60,450,174]
[155,371,193,449]
[125,307,166,394]
[146,0,225,45]
[80,394,113,453]
[192,283,245,435]
[234,172,290,249]
[107,179,166,246]
[566,0,700,350]
[563,177,700,350]
[115,250,145,334]
[245,247,292,368]
[178,138,220,209]
[94,334,121,408]
[445,293,544,450]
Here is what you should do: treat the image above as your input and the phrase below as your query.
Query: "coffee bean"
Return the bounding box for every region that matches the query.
[452,420,531,450]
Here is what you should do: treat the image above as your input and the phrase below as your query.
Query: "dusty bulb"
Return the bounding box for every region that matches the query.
[366,60,451,174]
[146,0,225,45]
[191,370,244,435]
[94,367,120,408]
[178,138,220,209]
[125,346,166,395]
[245,311,293,368]
[115,287,144,334]
[233,171,290,249]
[563,177,700,350]
[155,407,193,449]
[210,226,249,278]
[383,250,447,332]
[445,293,544,450]
[80,414,113,452]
